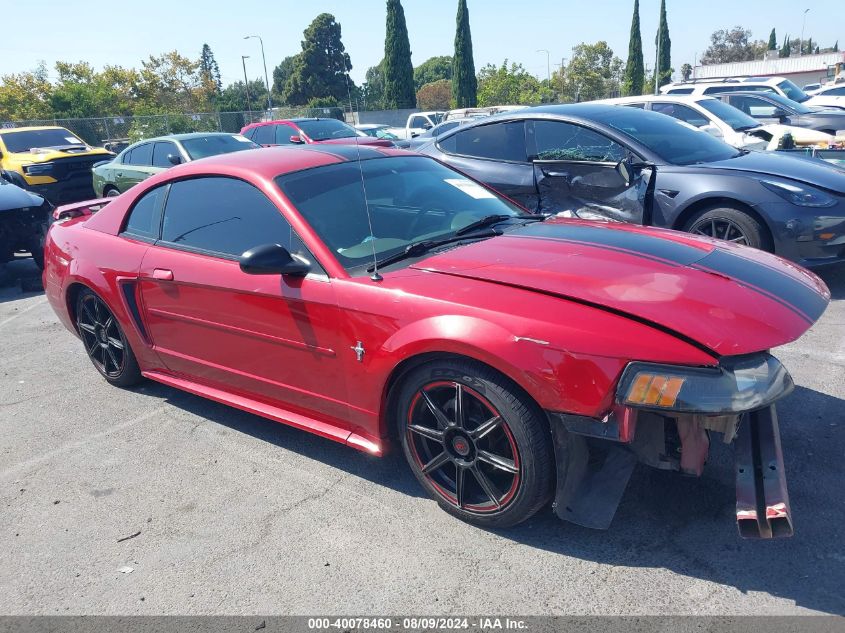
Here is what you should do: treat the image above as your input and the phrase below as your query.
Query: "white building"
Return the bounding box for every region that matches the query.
[693,51,845,88]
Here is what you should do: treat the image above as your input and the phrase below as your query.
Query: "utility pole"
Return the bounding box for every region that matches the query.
[241,55,252,118]
[245,35,273,112]
[537,49,551,84]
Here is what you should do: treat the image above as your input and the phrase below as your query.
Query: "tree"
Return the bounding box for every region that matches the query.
[476,60,549,107]
[680,63,692,81]
[49,62,140,118]
[701,27,767,64]
[284,13,353,106]
[561,42,624,102]
[417,79,452,110]
[622,0,644,96]
[414,56,453,92]
[199,44,222,100]
[0,63,53,121]
[655,0,672,88]
[768,28,777,50]
[271,55,297,102]
[452,0,477,108]
[137,51,207,113]
[780,34,791,58]
[383,0,416,108]
[835,41,840,52]
[361,60,386,110]
[218,79,268,112]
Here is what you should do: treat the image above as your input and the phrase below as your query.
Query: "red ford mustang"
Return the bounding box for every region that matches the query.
[44,146,829,537]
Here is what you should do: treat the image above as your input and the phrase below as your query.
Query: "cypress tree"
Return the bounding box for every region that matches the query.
[780,35,791,58]
[655,0,671,88]
[383,0,416,109]
[452,0,477,108]
[623,0,644,95]
[767,28,777,50]
[834,41,839,52]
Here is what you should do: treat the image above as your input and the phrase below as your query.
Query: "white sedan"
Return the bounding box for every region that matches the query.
[806,84,845,111]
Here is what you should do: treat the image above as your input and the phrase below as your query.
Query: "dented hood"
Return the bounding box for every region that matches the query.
[411,220,830,357]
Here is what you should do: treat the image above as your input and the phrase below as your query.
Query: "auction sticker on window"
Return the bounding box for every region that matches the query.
[444,178,495,199]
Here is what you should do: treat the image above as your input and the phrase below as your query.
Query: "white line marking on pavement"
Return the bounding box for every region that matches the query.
[0,298,47,329]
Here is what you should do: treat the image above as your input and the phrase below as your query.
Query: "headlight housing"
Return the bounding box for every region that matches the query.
[761,179,837,208]
[23,162,54,176]
[616,354,793,415]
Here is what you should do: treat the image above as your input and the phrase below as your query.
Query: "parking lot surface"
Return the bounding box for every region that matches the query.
[1,258,843,615]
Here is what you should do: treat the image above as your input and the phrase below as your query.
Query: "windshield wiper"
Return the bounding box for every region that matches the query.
[454,213,543,236]
[366,230,497,273]
[735,124,759,132]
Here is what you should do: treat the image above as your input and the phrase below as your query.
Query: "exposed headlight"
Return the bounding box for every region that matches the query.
[761,180,836,207]
[23,162,54,175]
[616,354,793,415]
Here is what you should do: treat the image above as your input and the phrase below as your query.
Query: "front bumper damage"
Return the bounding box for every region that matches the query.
[546,354,795,539]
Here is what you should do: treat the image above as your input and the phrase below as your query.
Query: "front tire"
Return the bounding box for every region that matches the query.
[395,360,554,528]
[104,186,121,198]
[684,205,768,251]
[75,288,142,387]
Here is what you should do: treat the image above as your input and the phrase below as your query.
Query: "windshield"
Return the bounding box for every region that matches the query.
[181,134,259,159]
[296,119,363,141]
[778,80,810,103]
[589,107,741,165]
[429,113,445,125]
[697,99,760,130]
[0,128,86,153]
[276,156,522,273]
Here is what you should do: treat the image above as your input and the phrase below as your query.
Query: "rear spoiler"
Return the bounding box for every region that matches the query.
[53,197,113,222]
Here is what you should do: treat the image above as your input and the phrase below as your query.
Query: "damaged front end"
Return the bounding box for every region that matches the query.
[547,353,795,538]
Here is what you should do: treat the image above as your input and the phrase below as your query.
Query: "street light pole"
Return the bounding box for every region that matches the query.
[245,35,273,112]
[241,55,252,118]
[536,49,551,84]
[799,9,810,57]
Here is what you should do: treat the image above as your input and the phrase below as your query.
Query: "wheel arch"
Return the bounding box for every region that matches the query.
[672,196,774,250]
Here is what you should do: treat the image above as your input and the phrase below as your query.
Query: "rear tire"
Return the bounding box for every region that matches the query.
[75,288,142,387]
[683,205,768,251]
[394,359,555,528]
[104,187,121,198]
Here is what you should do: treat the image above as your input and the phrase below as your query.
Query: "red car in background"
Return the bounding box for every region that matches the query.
[241,117,393,148]
[44,145,828,538]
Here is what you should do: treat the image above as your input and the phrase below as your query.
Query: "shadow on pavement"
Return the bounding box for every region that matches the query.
[816,264,845,301]
[0,257,43,303]
[141,378,845,615]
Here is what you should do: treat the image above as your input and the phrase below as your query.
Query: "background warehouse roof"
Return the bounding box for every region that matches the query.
[693,51,845,80]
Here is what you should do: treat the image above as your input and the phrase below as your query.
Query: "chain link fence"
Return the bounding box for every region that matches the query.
[1,107,346,151]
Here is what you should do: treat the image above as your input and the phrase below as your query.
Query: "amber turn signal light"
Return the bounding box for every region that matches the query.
[625,373,686,407]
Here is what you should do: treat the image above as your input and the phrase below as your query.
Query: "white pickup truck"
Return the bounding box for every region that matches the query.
[387,111,446,139]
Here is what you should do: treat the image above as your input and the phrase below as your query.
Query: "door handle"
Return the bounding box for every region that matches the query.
[544,171,569,177]
[151,268,174,281]
[116,173,123,177]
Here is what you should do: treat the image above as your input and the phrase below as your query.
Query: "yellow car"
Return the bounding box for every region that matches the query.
[0,126,113,204]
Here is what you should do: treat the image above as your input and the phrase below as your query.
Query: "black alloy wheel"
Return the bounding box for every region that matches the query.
[75,288,141,386]
[396,360,554,528]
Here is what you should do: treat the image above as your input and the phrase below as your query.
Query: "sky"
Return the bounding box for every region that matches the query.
[0,0,842,90]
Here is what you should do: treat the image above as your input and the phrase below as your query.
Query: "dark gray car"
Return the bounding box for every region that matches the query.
[0,176,51,270]
[715,91,845,135]
[419,104,845,268]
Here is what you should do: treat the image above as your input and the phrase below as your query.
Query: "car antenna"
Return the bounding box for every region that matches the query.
[345,73,382,282]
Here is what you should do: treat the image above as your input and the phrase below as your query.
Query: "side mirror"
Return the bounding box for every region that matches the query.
[422,123,433,130]
[700,123,724,138]
[771,108,788,120]
[167,154,182,165]
[289,135,305,144]
[239,243,310,276]
[615,160,632,186]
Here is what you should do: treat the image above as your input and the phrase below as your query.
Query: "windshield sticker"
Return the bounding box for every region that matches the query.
[444,178,495,199]
[65,136,82,144]
[234,135,252,143]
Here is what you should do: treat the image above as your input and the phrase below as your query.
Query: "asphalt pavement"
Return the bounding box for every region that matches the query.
[0,257,843,615]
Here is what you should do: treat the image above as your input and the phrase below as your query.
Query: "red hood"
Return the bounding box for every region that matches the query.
[411,220,830,357]
[313,137,393,147]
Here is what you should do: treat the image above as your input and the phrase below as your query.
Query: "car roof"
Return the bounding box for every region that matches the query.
[130,132,240,144]
[0,125,73,134]
[244,118,341,129]
[597,94,715,105]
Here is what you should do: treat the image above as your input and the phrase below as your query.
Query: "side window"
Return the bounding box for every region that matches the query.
[121,149,133,164]
[241,128,255,140]
[160,177,304,259]
[824,87,845,96]
[704,86,735,94]
[432,121,459,137]
[128,143,153,166]
[623,102,646,108]
[275,125,295,144]
[666,88,694,95]
[651,102,709,127]
[730,96,777,117]
[152,142,177,168]
[439,121,527,162]
[529,120,626,162]
[122,185,166,239]
[251,125,275,145]
[410,116,428,129]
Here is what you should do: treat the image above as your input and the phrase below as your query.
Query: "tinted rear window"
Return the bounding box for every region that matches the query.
[296,119,361,141]
[180,135,258,159]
